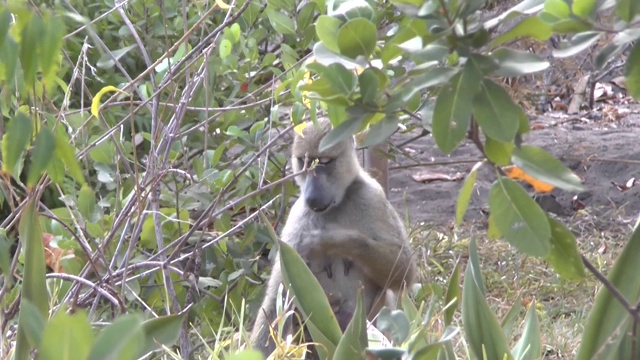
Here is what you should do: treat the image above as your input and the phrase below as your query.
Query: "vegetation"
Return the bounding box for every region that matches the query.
[0,0,639,359]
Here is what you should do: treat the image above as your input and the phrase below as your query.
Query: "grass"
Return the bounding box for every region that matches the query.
[407,204,635,359]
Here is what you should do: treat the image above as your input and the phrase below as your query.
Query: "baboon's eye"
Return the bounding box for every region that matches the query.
[317,157,333,165]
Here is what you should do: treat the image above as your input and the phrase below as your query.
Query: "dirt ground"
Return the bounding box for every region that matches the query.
[387,104,640,230]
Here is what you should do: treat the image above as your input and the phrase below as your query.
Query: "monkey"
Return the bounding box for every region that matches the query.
[250,119,417,357]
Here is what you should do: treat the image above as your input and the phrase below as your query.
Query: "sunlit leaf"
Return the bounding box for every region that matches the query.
[545,216,585,281]
[485,138,514,166]
[19,14,42,86]
[337,18,377,59]
[488,177,551,257]
[18,300,45,348]
[456,162,482,225]
[2,111,33,177]
[40,15,65,87]
[511,145,584,192]
[316,15,343,53]
[358,68,379,104]
[491,16,552,46]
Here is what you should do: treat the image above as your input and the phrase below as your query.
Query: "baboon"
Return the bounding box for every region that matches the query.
[250,119,416,357]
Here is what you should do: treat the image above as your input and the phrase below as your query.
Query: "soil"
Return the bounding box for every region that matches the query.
[387,104,640,230]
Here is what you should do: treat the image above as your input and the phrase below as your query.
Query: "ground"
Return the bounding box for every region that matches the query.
[385,103,640,358]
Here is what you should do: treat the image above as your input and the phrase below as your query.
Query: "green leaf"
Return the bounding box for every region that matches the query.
[1,37,18,84]
[316,15,343,53]
[617,0,640,22]
[552,31,601,58]
[491,16,552,47]
[40,309,94,360]
[431,65,481,153]
[392,67,457,104]
[2,111,33,177]
[0,9,12,52]
[545,216,585,281]
[500,296,522,338]
[219,39,232,59]
[376,308,411,344]
[78,184,96,220]
[543,0,571,19]
[334,289,368,360]
[53,129,86,185]
[88,314,145,360]
[488,177,551,257]
[96,44,137,69]
[444,261,461,326]
[473,79,521,143]
[511,145,584,192]
[491,48,550,77]
[18,299,46,348]
[456,162,481,225]
[358,68,379,104]
[572,0,596,17]
[0,232,12,287]
[468,239,486,295]
[15,199,49,359]
[307,63,356,96]
[40,15,65,87]
[297,2,317,31]
[139,312,188,357]
[625,42,640,100]
[26,127,55,187]
[330,0,375,22]
[319,112,364,152]
[266,8,296,35]
[227,350,265,360]
[462,247,514,360]
[484,138,514,166]
[337,18,377,59]
[362,114,398,148]
[575,219,640,360]
[511,300,541,360]
[279,240,342,355]
[19,14,42,86]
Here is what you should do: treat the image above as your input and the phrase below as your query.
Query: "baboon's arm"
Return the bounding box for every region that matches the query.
[302,229,416,290]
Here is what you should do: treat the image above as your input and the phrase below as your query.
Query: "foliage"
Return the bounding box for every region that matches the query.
[0,0,639,358]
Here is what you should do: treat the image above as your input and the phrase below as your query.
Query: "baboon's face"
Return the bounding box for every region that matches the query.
[292,120,358,213]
